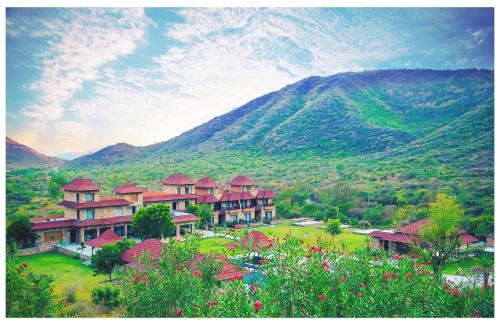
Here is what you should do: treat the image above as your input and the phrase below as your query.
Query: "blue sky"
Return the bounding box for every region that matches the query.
[6,8,494,157]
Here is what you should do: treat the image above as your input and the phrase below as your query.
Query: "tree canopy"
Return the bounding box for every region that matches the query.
[131,204,175,239]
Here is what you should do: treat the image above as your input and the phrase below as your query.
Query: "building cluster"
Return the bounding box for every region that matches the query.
[31,174,275,247]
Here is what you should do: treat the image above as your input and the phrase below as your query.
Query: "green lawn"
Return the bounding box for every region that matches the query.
[443,256,482,275]
[19,253,107,303]
[198,237,234,254]
[249,223,368,253]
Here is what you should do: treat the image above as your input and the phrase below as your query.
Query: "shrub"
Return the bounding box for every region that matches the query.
[91,286,122,312]
[64,284,77,304]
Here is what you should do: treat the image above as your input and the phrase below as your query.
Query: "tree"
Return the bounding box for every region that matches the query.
[462,215,494,240]
[325,218,342,239]
[471,254,494,288]
[7,213,38,248]
[90,244,123,281]
[90,239,136,281]
[48,181,61,198]
[186,203,213,229]
[393,205,425,227]
[6,248,59,317]
[420,193,464,272]
[131,204,175,239]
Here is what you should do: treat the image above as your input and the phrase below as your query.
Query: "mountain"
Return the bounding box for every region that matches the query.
[6,137,65,170]
[64,69,493,213]
[70,143,142,167]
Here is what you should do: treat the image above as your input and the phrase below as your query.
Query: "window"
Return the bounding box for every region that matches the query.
[85,193,94,202]
[115,207,123,217]
[209,188,215,194]
[176,187,180,194]
[262,198,268,205]
[265,211,272,219]
[172,202,177,210]
[86,209,95,220]
[245,213,252,222]
[241,200,247,208]
[76,193,80,202]
[77,210,80,219]
[230,215,237,222]
[185,200,190,208]
[114,226,125,237]
[126,206,133,215]
[184,186,190,194]
[228,201,233,209]
[132,206,137,214]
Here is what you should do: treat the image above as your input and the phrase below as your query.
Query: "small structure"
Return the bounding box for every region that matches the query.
[121,239,247,281]
[370,218,479,254]
[85,229,122,254]
[226,231,274,252]
[172,211,199,238]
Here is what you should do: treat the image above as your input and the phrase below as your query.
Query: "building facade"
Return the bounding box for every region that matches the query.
[31,174,276,247]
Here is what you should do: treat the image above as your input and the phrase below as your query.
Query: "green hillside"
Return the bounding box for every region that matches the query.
[53,69,493,217]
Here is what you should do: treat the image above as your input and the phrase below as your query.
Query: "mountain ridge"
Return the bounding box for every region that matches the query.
[6,137,65,170]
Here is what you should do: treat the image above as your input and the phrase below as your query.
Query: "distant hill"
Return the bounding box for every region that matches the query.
[69,143,142,167]
[6,137,65,170]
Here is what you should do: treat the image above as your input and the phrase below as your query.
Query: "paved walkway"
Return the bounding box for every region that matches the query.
[443,274,493,288]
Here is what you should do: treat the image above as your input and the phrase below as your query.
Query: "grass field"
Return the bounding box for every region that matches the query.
[248,223,369,253]
[19,253,107,303]
[443,256,482,275]
[198,237,234,254]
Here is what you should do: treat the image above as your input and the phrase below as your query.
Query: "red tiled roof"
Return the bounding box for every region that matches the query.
[196,194,219,204]
[395,218,429,235]
[85,229,122,248]
[173,214,199,223]
[61,178,100,191]
[230,175,257,186]
[122,241,246,281]
[122,239,164,264]
[143,193,198,203]
[370,231,418,244]
[58,199,131,209]
[31,219,78,230]
[114,182,145,194]
[195,177,221,188]
[226,231,274,252]
[76,216,132,227]
[161,174,195,185]
[220,190,254,202]
[255,189,275,199]
[460,233,480,244]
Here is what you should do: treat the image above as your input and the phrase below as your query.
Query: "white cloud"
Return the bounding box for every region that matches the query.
[12,8,405,155]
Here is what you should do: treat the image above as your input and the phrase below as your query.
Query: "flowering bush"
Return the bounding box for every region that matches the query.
[118,235,494,318]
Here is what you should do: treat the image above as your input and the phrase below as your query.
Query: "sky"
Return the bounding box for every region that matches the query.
[6,7,494,158]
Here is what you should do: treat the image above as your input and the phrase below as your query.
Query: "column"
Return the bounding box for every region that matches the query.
[79,228,84,242]
[176,224,180,237]
[124,225,128,237]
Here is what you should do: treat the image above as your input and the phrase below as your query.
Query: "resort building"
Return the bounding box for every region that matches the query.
[370,218,479,254]
[31,174,276,248]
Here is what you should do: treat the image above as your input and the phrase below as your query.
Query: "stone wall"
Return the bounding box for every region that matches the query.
[17,245,56,256]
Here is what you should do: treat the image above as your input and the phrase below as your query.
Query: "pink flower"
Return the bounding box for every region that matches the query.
[359,283,365,289]
[322,260,330,271]
[319,295,327,300]
[193,270,202,277]
[405,272,413,279]
[176,309,184,316]
[452,288,460,298]
[206,301,218,307]
[392,254,400,260]
[232,274,244,281]
[383,272,393,279]
[235,224,242,229]
[254,300,262,313]
[339,276,346,283]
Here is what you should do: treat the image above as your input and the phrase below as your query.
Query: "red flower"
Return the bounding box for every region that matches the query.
[176,264,184,271]
[206,301,218,307]
[319,295,327,300]
[405,272,413,279]
[309,246,322,252]
[305,254,311,259]
[193,270,202,277]
[392,254,400,260]
[232,274,244,281]
[442,281,448,289]
[176,309,184,316]
[228,247,235,251]
[254,300,262,313]
[253,286,258,294]
[418,270,424,276]
[383,272,393,279]
[339,276,346,283]
[452,288,460,298]
[359,283,365,289]
[235,224,242,229]
[22,263,28,268]
[383,284,389,289]
[322,260,330,271]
